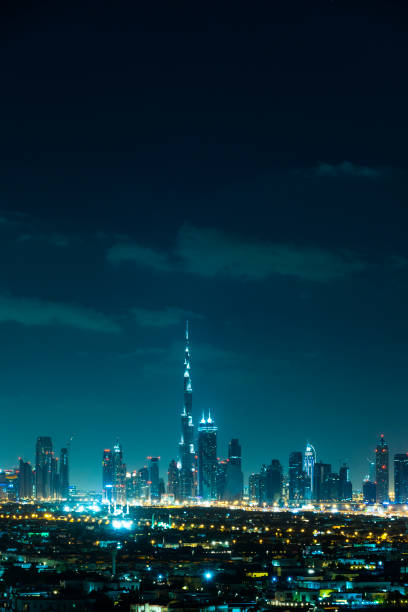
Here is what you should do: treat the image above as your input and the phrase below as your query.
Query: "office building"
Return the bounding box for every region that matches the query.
[313,462,331,502]
[35,437,55,499]
[18,459,33,499]
[339,464,352,501]
[289,451,304,502]
[60,447,69,499]
[375,434,389,503]
[167,459,180,499]
[149,456,160,501]
[394,453,408,504]
[224,438,243,500]
[197,412,218,500]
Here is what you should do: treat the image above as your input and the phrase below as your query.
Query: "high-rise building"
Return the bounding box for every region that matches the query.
[149,457,160,501]
[339,464,352,501]
[313,462,331,502]
[137,466,150,500]
[102,449,114,503]
[178,322,196,499]
[375,434,389,503]
[265,459,283,505]
[224,438,243,500]
[363,479,376,504]
[394,453,408,504]
[303,443,316,500]
[197,412,218,500]
[215,459,228,500]
[35,437,55,499]
[248,473,261,504]
[18,459,33,499]
[113,442,126,505]
[60,447,69,499]
[289,451,304,502]
[167,459,180,498]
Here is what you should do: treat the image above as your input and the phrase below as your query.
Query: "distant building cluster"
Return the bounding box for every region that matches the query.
[96,323,408,508]
[0,437,70,501]
[1,324,407,507]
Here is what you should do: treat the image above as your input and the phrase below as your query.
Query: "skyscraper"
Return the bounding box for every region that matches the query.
[18,459,33,499]
[339,464,352,501]
[167,459,180,499]
[248,473,261,504]
[313,462,331,502]
[197,412,218,500]
[394,453,408,504]
[178,321,196,499]
[35,437,54,499]
[375,434,389,503]
[60,447,69,499]
[224,438,243,500]
[289,451,304,502]
[102,449,114,502]
[113,441,126,505]
[148,456,160,501]
[303,443,316,500]
[265,459,283,505]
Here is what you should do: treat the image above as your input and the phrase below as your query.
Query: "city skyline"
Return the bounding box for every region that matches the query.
[1,2,408,490]
[3,322,408,500]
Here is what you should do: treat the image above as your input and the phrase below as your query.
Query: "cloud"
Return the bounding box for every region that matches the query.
[132,306,204,327]
[0,295,120,333]
[17,233,70,247]
[314,161,382,178]
[176,225,366,282]
[107,226,366,283]
[106,242,172,271]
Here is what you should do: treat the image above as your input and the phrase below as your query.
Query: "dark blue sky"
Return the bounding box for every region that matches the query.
[1,1,408,489]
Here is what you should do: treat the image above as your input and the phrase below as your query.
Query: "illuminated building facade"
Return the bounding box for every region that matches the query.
[178,322,196,499]
[375,434,389,503]
[394,453,408,504]
[102,448,114,502]
[303,442,316,500]
[197,412,218,500]
[113,442,126,505]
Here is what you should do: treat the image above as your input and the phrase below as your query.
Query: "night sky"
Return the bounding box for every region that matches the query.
[1,1,408,490]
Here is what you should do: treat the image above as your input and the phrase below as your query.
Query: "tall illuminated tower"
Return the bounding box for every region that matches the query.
[178,321,196,499]
[375,434,389,503]
[197,411,218,500]
[303,442,316,500]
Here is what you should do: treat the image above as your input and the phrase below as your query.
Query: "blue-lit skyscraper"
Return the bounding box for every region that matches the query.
[178,322,196,499]
[197,412,218,500]
[303,442,316,500]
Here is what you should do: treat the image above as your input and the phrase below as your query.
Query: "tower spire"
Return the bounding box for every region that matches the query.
[178,320,196,499]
